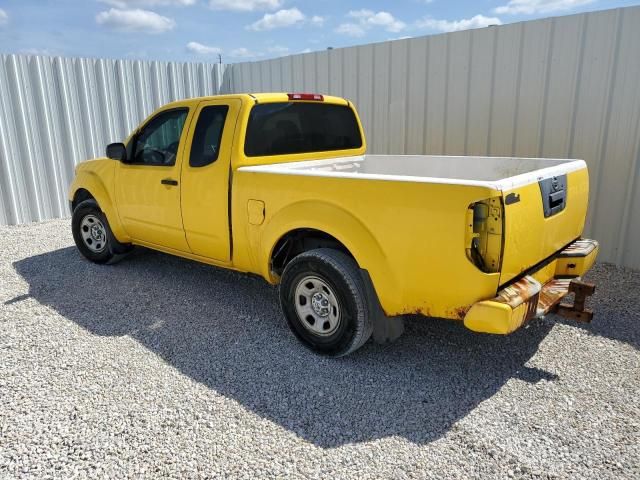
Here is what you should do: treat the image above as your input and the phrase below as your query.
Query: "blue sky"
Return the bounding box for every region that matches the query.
[0,0,636,62]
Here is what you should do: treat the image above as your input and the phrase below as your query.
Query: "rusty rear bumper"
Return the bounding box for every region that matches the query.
[463,239,598,334]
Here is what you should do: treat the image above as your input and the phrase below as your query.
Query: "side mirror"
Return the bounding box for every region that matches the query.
[106,142,127,162]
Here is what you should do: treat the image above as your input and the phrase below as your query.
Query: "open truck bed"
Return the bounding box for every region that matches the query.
[238,154,597,333]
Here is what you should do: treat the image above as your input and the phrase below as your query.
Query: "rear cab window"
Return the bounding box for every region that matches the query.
[244,102,362,157]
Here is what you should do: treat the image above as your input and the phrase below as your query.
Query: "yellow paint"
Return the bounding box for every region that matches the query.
[464,301,529,335]
[500,168,590,284]
[114,100,199,252]
[555,243,599,277]
[69,161,129,242]
[247,200,266,226]
[531,260,557,285]
[69,93,596,327]
[180,98,242,261]
[231,171,501,317]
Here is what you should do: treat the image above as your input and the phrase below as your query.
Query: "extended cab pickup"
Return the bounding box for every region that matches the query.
[69,93,598,356]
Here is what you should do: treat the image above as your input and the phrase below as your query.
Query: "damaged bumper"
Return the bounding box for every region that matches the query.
[463,239,598,334]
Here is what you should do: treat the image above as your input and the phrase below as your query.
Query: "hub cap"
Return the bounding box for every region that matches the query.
[294,276,341,336]
[80,214,107,253]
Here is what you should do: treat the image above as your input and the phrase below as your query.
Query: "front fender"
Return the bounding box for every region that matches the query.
[69,161,129,243]
[257,200,399,314]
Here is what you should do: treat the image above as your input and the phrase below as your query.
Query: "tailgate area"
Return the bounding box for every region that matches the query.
[499,164,590,284]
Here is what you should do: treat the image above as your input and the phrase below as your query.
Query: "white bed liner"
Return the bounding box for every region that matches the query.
[239,155,586,191]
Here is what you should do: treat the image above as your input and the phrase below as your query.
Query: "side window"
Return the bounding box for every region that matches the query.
[132,109,188,166]
[189,105,229,167]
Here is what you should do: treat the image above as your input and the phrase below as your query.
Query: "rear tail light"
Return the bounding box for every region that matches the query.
[287,93,324,101]
[465,197,503,273]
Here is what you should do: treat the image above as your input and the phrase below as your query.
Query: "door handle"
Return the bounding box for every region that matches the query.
[161,178,178,186]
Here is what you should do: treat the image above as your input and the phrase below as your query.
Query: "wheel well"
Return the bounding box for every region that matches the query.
[270,229,355,276]
[72,189,95,211]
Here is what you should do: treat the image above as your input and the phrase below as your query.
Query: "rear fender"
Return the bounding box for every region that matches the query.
[258,200,397,312]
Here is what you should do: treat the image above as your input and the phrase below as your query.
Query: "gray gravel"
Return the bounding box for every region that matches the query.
[0,218,638,479]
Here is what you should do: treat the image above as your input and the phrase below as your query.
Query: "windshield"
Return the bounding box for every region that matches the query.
[244,102,363,157]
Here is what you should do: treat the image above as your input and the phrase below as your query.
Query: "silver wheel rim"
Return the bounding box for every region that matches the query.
[294,275,341,336]
[79,214,107,253]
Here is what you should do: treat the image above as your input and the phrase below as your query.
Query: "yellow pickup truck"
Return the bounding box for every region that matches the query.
[68,93,598,356]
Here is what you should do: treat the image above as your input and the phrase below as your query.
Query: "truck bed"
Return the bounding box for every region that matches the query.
[237,153,590,309]
[240,154,586,190]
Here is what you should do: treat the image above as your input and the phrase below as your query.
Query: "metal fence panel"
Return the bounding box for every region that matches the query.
[0,55,225,226]
[227,6,640,269]
[1,7,639,270]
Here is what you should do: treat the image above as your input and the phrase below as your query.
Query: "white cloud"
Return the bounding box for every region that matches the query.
[209,0,283,12]
[230,47,262,58]
[494,0,594,15]
[0,8,8,26]
[96,8,176,33]
[248,8,305,31]
[310,15,325,27]
[186,41,222,55]
[416,14,502,32]
[336,9,406,37]
[100,0,195,7]
[350,10,406,32]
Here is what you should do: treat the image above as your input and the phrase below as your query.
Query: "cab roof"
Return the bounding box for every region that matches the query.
[164,92,350,108]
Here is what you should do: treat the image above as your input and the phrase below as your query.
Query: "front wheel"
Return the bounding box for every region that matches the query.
[72,199,129,264]
[279,248,373,357]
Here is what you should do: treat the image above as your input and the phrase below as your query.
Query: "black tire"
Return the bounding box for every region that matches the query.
[72,199,131,264]
[279,248,374,357]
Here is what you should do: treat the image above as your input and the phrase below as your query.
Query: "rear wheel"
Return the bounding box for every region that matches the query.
[279,248,373,357]
[72,199,130,264]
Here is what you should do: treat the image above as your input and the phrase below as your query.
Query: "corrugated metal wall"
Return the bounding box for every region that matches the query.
[0,55,226,226]
[1,7,639,269]
[228,6,640,269]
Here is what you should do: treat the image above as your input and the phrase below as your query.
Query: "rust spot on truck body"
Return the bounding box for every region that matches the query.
[494,276,541,309]
[537,278,572,314]
[405,306,432,317]
[403,305,471,321]
[452,306,471,320]
[480,276,543,326]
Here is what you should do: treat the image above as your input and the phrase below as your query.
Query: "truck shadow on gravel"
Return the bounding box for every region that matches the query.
[12,247,630,448]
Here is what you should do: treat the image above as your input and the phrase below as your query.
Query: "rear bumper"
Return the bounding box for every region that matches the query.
[463,239,598,334]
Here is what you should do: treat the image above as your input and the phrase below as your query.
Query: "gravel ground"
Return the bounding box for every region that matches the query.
[0,218,638,479]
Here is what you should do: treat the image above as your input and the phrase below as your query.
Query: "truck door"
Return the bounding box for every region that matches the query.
[115,107,193,252]
[180,99,241,262]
